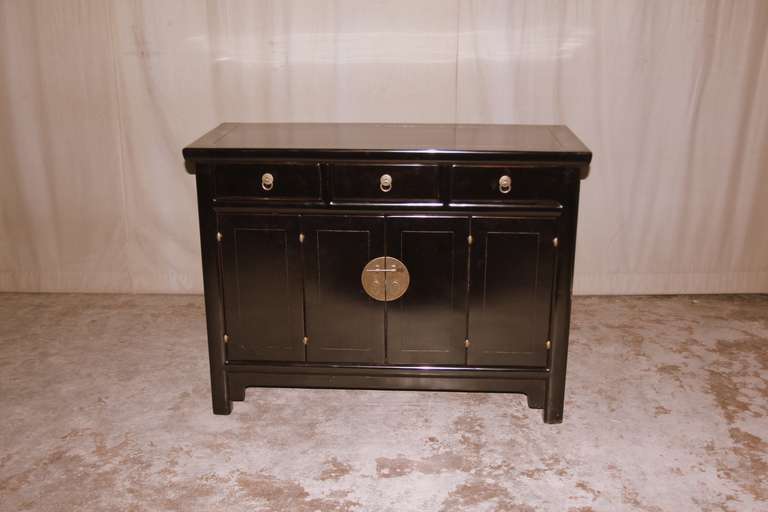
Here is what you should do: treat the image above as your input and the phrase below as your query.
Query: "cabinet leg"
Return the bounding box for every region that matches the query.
[211,370,232,414]
[544,402,563,423]
[212,397,232,415]
[544,379,565,423]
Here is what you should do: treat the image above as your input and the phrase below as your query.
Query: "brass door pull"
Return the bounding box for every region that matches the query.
[499,175,511,194]
[261,172,274,191]
[380,174,393,192]
[361,256,409,301]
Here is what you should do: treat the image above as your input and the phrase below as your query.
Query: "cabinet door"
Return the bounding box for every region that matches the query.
[387,217,468,365]
[220,214,304,361]
[303,215,385,363]
[468,217,557,367]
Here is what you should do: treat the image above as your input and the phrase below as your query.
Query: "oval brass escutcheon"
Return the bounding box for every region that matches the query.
[361,256,410,301]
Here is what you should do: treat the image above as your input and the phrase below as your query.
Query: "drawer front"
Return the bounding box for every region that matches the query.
[214,163,321,200]
[450,165,567,203]
[330,163,440,203]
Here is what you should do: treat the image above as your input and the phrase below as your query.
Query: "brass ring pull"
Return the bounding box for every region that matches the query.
[261,172,274,191]
[499,175,511,194]
[380,174,392,193]
[361,256,409,301]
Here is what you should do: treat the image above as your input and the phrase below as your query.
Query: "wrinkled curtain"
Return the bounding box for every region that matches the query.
[1,0,766,294]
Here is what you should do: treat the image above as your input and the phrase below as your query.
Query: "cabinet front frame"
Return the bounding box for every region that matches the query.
[196,156,583,423]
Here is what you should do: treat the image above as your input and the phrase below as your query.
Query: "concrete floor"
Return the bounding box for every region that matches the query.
[0,294,766,511]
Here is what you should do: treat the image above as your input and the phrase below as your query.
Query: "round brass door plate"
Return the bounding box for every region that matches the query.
[361,256,410,302]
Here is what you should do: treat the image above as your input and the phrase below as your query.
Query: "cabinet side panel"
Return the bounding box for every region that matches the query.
[195,168,231,414]
[546,179,581,423]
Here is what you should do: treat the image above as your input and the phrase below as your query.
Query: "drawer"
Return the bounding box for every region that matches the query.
[330,163,440,203]
[214,163,322,200]
[450,165,567,203]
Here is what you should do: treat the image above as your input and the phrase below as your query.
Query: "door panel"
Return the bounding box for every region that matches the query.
[468,217,557,367]
[303,216,385,363]
[220,214,304,361]
[387,217,468,364]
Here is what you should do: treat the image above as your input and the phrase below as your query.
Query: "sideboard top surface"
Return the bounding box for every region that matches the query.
[183,123,592,173]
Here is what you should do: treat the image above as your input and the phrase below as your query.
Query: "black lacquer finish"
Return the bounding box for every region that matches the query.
[330,163,441,203]
[219,214,304,362]
[386,216,468,365]
[215,162,322,202]
[302,215,386,363]
[468,216,557,368]
[450,165,568,203]
[185,123,590,423]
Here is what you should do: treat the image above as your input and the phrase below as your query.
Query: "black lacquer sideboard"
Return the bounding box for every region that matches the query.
[183,123,591,423]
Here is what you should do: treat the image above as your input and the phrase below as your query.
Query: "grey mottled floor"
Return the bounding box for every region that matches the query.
[0,294,766,511]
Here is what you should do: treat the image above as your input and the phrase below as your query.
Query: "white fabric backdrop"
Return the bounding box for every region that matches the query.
[1,0,766,294]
